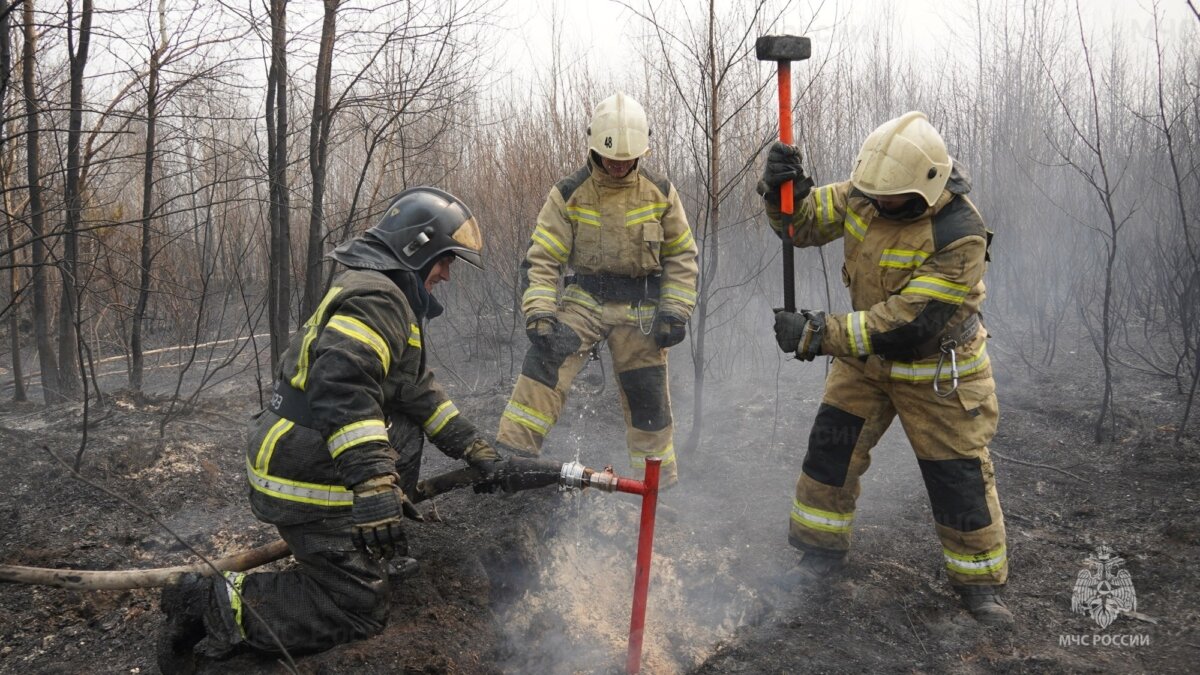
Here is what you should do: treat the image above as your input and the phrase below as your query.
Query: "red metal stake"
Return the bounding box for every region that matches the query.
[624,457,661,674]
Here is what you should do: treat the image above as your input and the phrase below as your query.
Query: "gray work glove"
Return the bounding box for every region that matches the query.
[526,313,579,354]
[463,438,506,494]
[773,309,826,361]
[526,313,560,352]
[351,475,420,559]
[756,142,815,207]
[653,311,687,349]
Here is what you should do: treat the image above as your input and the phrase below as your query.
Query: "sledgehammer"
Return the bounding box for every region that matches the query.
[756,35,811,313]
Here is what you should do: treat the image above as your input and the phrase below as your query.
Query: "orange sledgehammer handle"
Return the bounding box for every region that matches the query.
[778,62,794,219]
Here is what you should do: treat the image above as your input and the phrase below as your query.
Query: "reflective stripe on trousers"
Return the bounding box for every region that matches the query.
[943,545,1006,576]
[791,499,855,534]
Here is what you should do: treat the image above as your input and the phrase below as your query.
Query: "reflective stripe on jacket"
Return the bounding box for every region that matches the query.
[521,157,699,321]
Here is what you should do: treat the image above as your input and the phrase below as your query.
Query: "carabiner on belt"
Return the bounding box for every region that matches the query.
[636,276,656,336]
[933,338,959,398]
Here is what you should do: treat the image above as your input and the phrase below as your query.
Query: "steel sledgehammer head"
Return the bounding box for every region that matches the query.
[755,35,811,62]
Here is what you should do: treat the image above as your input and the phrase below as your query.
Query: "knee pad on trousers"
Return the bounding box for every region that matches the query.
[802,404,865,488]
[521,327,582,388]
[618,365,671,431]
[917,457,992,531]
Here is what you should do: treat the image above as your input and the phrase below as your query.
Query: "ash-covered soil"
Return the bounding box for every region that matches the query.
[0,346,1196,674]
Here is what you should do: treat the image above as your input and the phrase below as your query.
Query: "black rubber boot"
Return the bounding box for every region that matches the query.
[956,585,1015,627]
[157,573,210,675]
[781,545,847,588]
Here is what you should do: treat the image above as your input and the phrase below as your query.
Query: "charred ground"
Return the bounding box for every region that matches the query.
[0,347,1196,674]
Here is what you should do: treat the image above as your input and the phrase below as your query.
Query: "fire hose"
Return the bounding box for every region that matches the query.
[0,455,664,674]
[0,457,637,591]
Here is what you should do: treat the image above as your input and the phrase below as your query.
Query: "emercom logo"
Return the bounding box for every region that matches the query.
[1071,545,1136,629]
[1059,545,1150,648]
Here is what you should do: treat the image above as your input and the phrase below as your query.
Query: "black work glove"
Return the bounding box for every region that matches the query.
[773,309,826,361]
[773,309,807,354]
[653,311,687,349]
[351,475,418,559]
[756,142,815,207]
[463,438,506,494]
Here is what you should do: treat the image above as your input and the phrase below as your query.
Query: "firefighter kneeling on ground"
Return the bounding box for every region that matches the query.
[157,187,507,672]
[759,111,1012,626]
[495,92,699,488]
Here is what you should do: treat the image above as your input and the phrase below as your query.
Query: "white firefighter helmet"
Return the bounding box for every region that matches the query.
[588,92,650,161]
[850,111,951,207]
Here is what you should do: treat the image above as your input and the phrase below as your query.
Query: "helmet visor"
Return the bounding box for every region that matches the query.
[450,217,483,269]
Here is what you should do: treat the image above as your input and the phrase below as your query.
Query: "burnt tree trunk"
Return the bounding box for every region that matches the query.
[0,0,23,401]
[58,0,92,398]
[684,0,719,455]
[131,0,165,393]
[266,0,291,370]
[302,0,337,318]
[21,0,61,403]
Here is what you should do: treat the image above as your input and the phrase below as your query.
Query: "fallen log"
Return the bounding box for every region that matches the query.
[0,539,289,590]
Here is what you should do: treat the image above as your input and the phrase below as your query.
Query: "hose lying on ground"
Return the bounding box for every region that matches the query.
[0,458,567,591]
[0,539,290,590]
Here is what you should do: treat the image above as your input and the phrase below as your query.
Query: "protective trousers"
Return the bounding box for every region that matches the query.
[789,356,1007,587]
[198,518,390,657]
[497,290,677,481]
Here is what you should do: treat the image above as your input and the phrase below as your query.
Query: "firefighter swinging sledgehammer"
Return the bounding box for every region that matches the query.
[758,112,1013,626]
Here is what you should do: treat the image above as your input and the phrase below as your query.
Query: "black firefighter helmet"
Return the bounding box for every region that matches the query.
[330,186,483,272]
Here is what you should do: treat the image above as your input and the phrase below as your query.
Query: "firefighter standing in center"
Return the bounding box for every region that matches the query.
[157,187,506,671]
[758,111,1012,625]
[495,92,699,488]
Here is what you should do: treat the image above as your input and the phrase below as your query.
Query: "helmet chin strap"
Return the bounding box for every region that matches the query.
[869,195,928,220]
[590,150,639,175]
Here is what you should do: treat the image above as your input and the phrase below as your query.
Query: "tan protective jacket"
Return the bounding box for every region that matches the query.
[521,157,699,320]
[770,165,992,382]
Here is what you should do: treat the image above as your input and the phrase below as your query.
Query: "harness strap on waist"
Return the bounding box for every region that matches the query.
[570,273,661,302]
[269,379,314,428]
[915,313,981,359]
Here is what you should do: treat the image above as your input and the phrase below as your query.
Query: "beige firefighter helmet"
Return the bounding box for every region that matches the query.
[588,92,650,161]
[850,111,951,207]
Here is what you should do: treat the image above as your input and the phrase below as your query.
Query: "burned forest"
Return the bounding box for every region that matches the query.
[0,0,1198,673]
